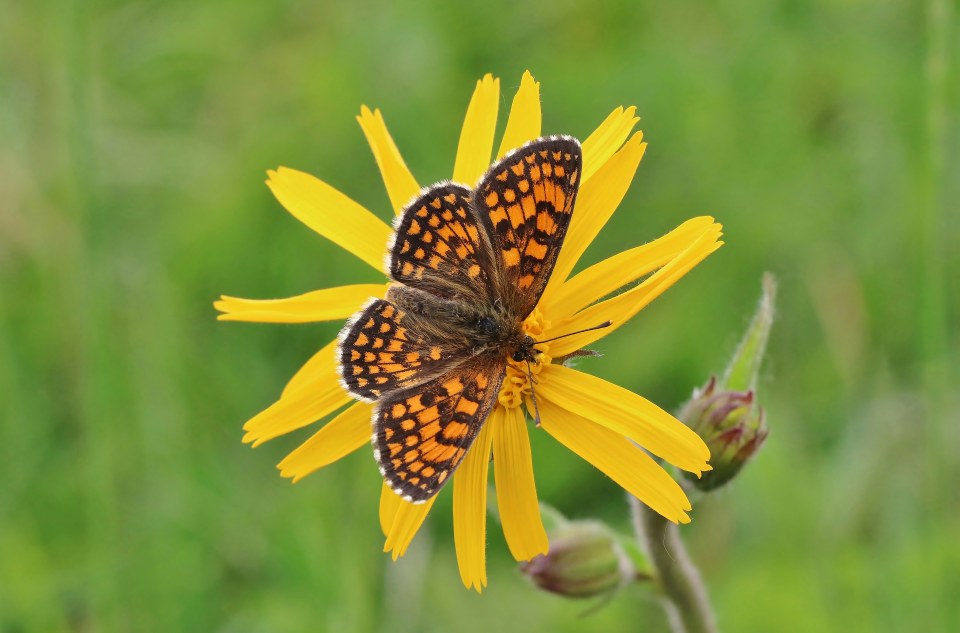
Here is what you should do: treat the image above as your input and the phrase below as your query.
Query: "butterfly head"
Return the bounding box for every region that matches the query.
[510,334,541,364]
[469,311,543,366]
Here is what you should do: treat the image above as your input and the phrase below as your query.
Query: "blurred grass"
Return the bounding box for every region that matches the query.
[1,0,958,631]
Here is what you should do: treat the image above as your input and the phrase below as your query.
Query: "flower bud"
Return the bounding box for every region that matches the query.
[682,273,776,492]
[679,377,768,491]
[519,521,637,599]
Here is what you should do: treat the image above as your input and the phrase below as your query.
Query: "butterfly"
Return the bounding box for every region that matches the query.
[337,136,583,503]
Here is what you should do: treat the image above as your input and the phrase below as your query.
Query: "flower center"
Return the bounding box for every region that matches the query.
[498,308,552,410]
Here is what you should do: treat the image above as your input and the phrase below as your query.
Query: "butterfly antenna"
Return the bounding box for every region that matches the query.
[534,320,612,345]
[525,360,542,427]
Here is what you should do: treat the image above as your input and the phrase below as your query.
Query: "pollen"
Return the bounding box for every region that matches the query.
[498,308,552,410]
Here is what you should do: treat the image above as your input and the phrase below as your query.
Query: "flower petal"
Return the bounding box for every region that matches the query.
[453,421,495,591]
[497,71,541,159]
[544,132,646,300]
[379,482,402,536]
[357,106,421,214]
[215,284,386,324]
[547,217,718,318]
[452,74,500,186]
[242,389,352,447]
[492,406,548,561]
[539,365,710,474]
[242,340,351,446]
[539,399,693,524]
[581,106,640,184]
[280,338,338,398]
[276,401,372,482]
[383,494,437,560]
[266,167,392,272]
[547,223,724,357]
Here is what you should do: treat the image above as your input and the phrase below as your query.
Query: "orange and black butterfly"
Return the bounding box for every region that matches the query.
[337,136,582,503]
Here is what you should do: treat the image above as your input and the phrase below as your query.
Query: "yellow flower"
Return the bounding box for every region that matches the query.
[216,71,723,591]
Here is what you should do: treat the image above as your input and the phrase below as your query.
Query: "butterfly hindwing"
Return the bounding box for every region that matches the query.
[373,355,504,502]
[338,298,463,402]
[389,183,495,301]
[472,136,582,318]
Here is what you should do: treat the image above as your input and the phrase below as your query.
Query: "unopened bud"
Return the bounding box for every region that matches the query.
[680,377,768,491]
[520,521,637,599]
[682,273,776,491]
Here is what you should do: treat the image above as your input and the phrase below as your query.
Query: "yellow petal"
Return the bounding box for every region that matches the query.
[453,421,495,591]
[383,494,437,560]
[497,71,541,159]
[539,399,693,524]
[452,74,500,186]
[547,223,724,357]
[492,405,548,561]
[242,341,351,446]
[281,338,338,398]
[581,106,640,184]
[276,401,372,482]
[242,388,352,447]
[546,217,718,318]
[539,365,710,474]
[215,284,386,324]
[543,132,646,301]
[379,482,402,536]
[357,106,421,214]
[266,167,392,272]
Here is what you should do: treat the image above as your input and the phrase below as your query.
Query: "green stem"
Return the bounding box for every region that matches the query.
[630,496,717,633]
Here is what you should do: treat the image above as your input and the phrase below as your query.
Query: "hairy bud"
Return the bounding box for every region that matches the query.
[680,377,768,491]
[682,273,776,491]
[520,521,637,599]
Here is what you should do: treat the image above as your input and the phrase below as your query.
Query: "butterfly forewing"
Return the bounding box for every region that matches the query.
[389,183,495,301]
[472,136,582,319]
[339,298,465,401]
[374,355,504,502]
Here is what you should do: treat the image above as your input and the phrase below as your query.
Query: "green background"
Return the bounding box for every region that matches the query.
[2,0,957,631]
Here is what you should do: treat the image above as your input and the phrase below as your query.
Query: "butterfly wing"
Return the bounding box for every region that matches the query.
[373,354,504,502]
[388,183,495,301]
[338,297,466,402]
[472,136,582,319]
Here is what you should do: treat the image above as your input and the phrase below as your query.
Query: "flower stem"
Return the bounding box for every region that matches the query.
[629,496,717,633]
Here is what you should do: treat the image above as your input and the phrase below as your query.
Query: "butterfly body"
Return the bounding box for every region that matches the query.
[338,136,582,502]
